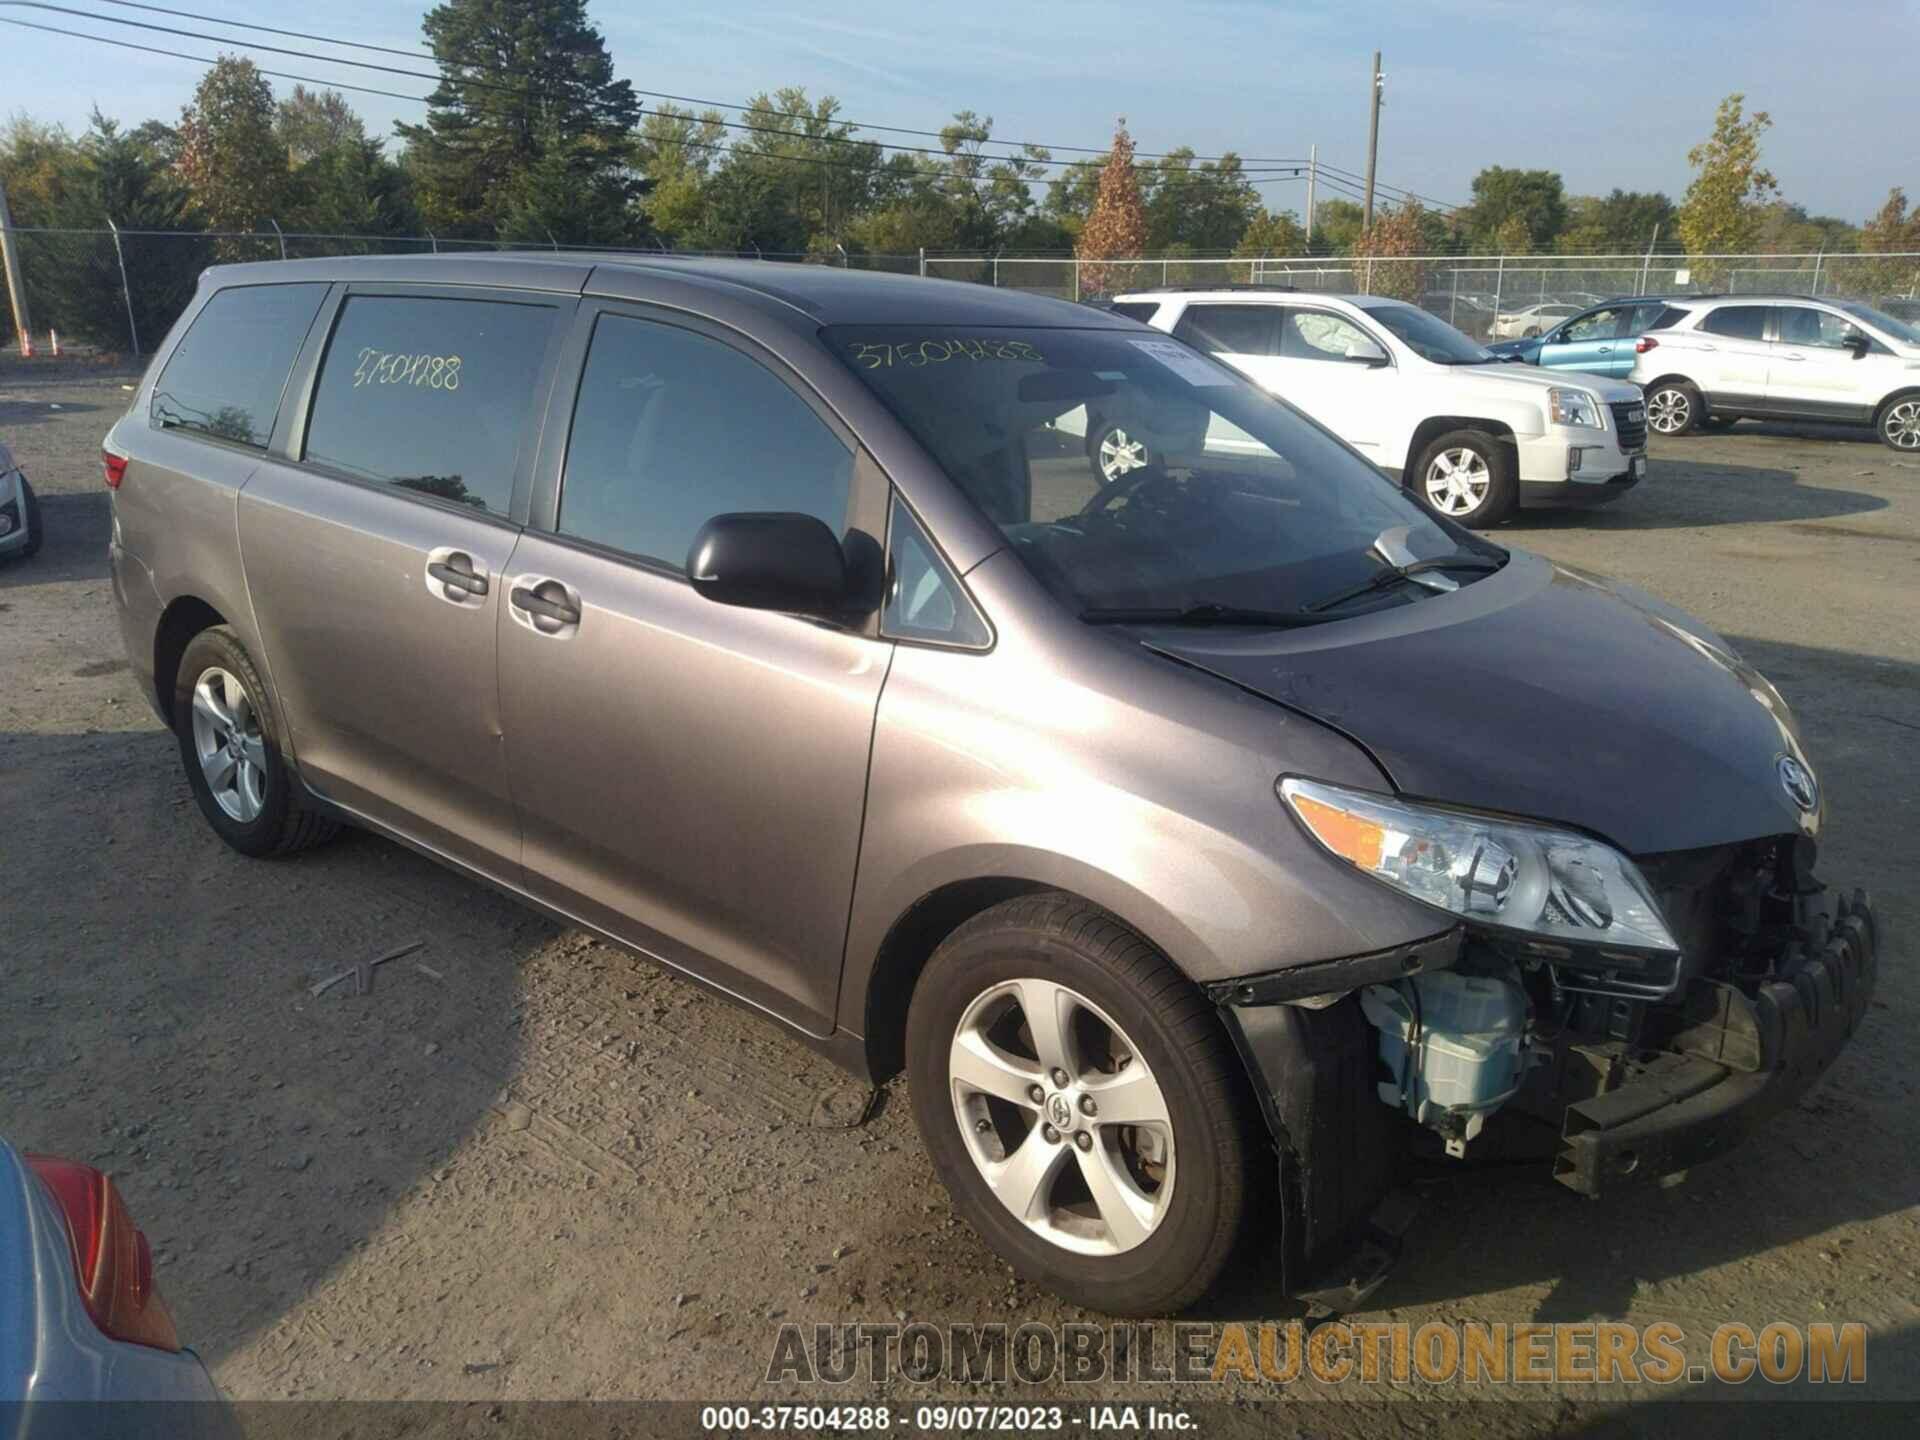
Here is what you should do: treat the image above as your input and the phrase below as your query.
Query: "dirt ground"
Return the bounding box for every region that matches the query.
[3,362,1918,1428]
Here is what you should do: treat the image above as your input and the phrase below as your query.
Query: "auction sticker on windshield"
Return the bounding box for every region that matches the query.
[1128,338,1234,386]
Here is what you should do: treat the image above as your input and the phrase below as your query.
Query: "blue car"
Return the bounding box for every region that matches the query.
[1487,297,1694,378]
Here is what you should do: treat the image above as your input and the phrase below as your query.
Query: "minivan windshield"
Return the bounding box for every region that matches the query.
[1354,301,1496,364]
[830,325,1496,620]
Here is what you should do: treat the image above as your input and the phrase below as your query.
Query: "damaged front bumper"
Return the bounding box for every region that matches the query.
[1551,886,1878,1195]
[1208,882,1880,1305]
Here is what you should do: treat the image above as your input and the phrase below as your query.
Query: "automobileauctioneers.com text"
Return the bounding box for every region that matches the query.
[765,1319,1866,1388]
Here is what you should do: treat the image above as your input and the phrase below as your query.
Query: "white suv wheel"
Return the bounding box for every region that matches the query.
[1423,447,1491,517]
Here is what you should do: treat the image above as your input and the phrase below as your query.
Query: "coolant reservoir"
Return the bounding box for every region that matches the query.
[1360,970,1528,1157]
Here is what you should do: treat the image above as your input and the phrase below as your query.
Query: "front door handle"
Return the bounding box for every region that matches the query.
[1779,351,1806,362]
[510,579,582,630]
[428,558,489,595]
[1595,345,1612,353]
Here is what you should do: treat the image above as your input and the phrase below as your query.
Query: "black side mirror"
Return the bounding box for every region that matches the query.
[1842,332,1870,357]
[687,512,850,618]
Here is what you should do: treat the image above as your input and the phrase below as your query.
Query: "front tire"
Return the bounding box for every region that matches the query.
[906,893,1252,1316]
[1645,380,1702,436]
[1878,394,1920,451]
[1413,429,1516,528]
[174,627,337,858]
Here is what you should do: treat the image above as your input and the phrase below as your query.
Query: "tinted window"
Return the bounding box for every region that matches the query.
[1105,302,1160,323]
[304,295,557,517]
[884,495,989,647]
[151,284,327,448]
[1640,304,1687,331]
[1279,309,1380,362]
[559,314,852,571]
[1699,306,1769,341]
[1173,305,1277,355]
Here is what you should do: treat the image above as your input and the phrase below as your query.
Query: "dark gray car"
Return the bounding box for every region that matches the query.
[104,256,1878,1315]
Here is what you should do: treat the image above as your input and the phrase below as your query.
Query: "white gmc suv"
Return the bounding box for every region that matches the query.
[1078,288,1648,527]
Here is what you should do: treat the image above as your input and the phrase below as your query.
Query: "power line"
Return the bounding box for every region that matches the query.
[86,0,1447,203]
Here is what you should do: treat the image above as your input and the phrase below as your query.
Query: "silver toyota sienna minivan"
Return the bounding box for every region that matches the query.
[106,256,1877,1315]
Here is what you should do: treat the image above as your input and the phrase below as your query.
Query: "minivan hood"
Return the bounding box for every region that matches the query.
[1139,553,1818,856]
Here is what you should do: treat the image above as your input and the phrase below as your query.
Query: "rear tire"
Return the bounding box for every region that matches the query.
[1878,393,1920,452]
[1645,380,1702,436]
[1412,429,1516,528]
[18,477,42,558]
[174,627,337,858]
[906,893,1253,1316]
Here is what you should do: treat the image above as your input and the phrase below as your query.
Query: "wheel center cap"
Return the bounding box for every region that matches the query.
[1045,1092,1076,1132]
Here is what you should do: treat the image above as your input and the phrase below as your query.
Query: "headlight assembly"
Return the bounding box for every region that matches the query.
[1547,387,1604,429]
[1279,777,1678,954]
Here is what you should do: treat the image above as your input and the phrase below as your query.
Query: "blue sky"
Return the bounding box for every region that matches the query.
[3,0,1912,225]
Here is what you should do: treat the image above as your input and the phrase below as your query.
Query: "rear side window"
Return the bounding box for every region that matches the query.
[1642,305,1688,331]
[557,314,852,572]
[1699,306,1769,341]
[1173,304,1278,356]
[302,295,558,517]
[1105,302,1159,323]
[151,283,327,448]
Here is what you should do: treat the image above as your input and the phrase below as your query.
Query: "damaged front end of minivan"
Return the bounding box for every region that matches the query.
[1209,817,1879,1309]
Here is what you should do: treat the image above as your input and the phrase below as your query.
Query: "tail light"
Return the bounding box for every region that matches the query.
[26,1156,181,1352]
[101,449,128,489]
[1634,336,1658,354]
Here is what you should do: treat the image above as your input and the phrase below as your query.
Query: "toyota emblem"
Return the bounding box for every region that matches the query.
[1777,754,1819,813]
[1046,1094,1074,1131]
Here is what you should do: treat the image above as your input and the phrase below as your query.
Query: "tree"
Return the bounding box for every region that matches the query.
[276,86,366,166]
[1677,94,1778,271]
[1142,148,1259,253]
[1851,189,1920,297]
[1310,198,1366,254]
[1464,166,1566,253]
[633,103,727,244]
[1354,200,1429,300]
[396,0,640,237]
[1042,159,1101,239]
[1076,121,1149,296]
[1556,189,1675,253]
[1234,207,1305,257]
[289,136,418,238]
[176,56,287,245]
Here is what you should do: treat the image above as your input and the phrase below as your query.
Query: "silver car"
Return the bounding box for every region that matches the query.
[105,256,1877,1314]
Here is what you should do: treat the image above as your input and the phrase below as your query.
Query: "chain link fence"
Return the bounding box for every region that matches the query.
[0,226,928,357]
[6,226,1920,357]
[928,251,1920,342]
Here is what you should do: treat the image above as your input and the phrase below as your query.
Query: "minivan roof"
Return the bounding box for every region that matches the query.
[196,251,1133,329]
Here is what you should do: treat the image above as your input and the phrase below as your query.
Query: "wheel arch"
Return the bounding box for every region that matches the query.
[1640,373,1698,399]
[1402,415,1517,477]
[153,595,229,725]
[855,865,1214,1083]
[1872,386,1920,429]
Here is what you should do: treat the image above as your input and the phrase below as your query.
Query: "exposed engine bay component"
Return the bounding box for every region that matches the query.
[1360,969,1529,1157]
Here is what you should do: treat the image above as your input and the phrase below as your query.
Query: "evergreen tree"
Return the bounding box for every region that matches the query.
[395,0,639,237]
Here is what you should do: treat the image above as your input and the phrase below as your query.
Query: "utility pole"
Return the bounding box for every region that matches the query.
[1362,51,1384,232]
[1305,144,1318,244]
[0,179,33,357]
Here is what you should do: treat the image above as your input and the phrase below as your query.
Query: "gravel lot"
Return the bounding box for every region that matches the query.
[3,362,1917,1428]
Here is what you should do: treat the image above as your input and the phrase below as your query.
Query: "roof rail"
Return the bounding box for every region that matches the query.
[1117,282,1301,294]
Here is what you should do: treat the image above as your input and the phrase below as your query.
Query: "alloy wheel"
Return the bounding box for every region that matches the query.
[1647,387,1691,434]
[190,666,268,823]
[1097,428,1149,483]
[948,977,1175,1256]
[1423,447,1491,517]
[1885,399,1920,450]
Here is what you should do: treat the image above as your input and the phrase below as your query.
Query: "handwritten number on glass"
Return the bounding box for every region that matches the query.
[352,347,464,391]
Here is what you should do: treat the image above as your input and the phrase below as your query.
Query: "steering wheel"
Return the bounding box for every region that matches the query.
[1077,460,1183,521]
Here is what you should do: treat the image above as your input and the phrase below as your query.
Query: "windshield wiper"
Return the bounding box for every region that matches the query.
[1304,528,1504,613]
[1079,602,1326,628]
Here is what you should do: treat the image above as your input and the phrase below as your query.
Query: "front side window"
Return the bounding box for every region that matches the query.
[831,325,1489,621]
[1279,309,1380,362]
[303,295,558,517]
[1835,301,1920,345]
[1173,305,1278,356]
[559,314,852,572]
[1562,307,1626,343]
[151,283,328,448]
[1777,306,1862,349]
[1699,306,1770,341]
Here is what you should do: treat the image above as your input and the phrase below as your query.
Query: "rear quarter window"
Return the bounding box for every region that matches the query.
[1105,302,1160,323]
[150,283,329,448]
